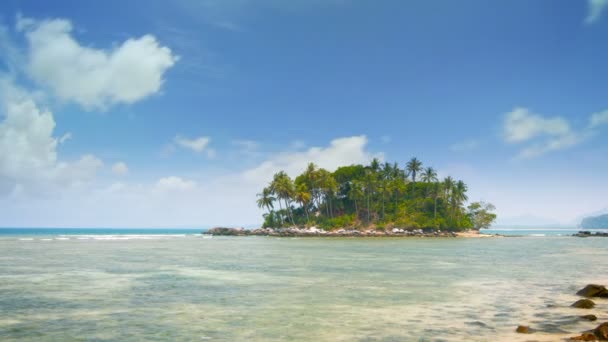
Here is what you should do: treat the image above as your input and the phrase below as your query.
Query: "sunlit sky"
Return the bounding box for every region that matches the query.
[1,0,607,227]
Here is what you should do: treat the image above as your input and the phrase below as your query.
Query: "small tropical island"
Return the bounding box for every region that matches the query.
[209,158,498,237]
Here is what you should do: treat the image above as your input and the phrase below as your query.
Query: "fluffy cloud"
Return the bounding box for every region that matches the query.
[19,16,178,109]
[0,135,378,227]
[586,0,608,24]
[502,107,608,159]
[155,176,196,192]
[0,83,103,194]
[111,162,129,176]
[243,135,377,183]
[503,107,570,143]
[173,135,215,157]
[589,110,608,128]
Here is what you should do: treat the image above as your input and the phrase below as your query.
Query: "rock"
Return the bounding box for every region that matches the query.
[572,299,596,309]
[569,332,599,341]
[581,315,598,322]
[577,284,608,298]
[594,322,608,340]
[516,325,531,334]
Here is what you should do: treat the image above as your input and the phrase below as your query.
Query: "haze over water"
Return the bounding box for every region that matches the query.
[1,231,607,341]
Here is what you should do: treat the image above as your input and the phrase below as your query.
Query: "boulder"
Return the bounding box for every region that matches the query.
[577,284,608,298]
[581,315,598,322]
[594,322,608,340]
[569,332,599,341]
[516,325,531,334]
[572,299,596,309]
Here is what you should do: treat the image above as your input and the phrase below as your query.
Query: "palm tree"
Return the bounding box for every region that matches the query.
[256,187,275,214]
[295,183,312,224]
[406,157,423,198]
[442,176,455,202]
[272,171,296,226]
[431,182,443,225]
[421,167,437,183]
[450,180,468,224]
[380,162,392,219]
[421,167,438,198]
[348,181,364,220]
[406,157,423,183]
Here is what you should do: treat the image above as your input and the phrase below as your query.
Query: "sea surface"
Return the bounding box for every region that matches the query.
[1,228,607,341]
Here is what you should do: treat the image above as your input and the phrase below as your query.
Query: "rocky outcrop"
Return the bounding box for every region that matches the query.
[570,332,600,341]
[204,227,460,238]
[515,325,531,334]
[581,315,598,322]
[573,231,608,237]
[595,322,608,340]
[577,284,608,298]
[572,299,596,309]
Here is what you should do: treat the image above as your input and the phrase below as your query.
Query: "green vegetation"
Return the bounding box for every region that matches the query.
[257,158,497,231]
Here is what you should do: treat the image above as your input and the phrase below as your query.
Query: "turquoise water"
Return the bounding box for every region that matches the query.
[1,231,607,341]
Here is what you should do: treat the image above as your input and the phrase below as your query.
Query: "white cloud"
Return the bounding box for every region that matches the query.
[19,16,178,110]
[0,82,103,194]
[586,0,608,24]
[503,107,570,143]
[589,110,608,128]
[502,107,608,159]
[174,135,211,153]
[111,162,129,176]
[0,135,379,227]
[155,176,196,192]
[243,135,377,183]
[517,133,586,159]
[58,132,72,144]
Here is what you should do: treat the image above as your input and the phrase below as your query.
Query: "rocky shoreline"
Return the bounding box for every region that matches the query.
[204,227,497,238]
[573,231,608,237]
[516,284,608,341]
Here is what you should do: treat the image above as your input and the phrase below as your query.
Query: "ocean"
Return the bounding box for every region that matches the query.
[1,228,606,341]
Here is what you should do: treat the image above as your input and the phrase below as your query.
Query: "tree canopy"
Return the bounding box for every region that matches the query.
[257,158,497,231]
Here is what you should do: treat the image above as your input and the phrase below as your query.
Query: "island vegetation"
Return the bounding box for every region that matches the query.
[256,157,496,231]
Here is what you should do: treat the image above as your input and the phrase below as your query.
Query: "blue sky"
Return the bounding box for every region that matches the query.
[1,0,607,227]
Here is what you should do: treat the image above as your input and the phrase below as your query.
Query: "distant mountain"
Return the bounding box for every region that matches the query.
[580,214,608,229]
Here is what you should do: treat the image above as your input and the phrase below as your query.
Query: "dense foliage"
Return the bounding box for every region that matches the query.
[257,158,496,231]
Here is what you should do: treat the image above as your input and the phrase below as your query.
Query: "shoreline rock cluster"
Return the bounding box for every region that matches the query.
[205,226,459,238]
[516,284,608,340]
[573,231,608,237]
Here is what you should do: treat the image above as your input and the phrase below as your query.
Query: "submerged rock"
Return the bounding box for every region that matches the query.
[577,284,608,298]
[572,299,596,309]
[516,325,531,334]
[595,322,608,340]
[581,315,598,322]
[569,332,599,341]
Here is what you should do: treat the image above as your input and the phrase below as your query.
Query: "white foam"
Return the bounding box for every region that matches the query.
[55,237,70,240]
[40,238,53,241]
[18,238,34,241]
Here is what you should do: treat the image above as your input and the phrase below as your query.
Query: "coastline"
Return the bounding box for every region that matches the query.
[206,227,502,238]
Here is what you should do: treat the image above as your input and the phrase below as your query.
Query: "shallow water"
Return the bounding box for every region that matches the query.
[1,234,607,341]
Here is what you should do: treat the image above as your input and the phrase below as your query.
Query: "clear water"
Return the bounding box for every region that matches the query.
[1,230,607,341]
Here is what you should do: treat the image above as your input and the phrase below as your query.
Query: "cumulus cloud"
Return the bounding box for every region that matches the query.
[111,162,129,176]
[502,107,608,159]
[0,135,379,227]
[243,135,377,183]
[19,16,178,109]
[155,176,196,192]
[586,0,608,24]
[174,135,215,158]
[503,107,571,143]
[589,110,608,128]
[0,83,103,194]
